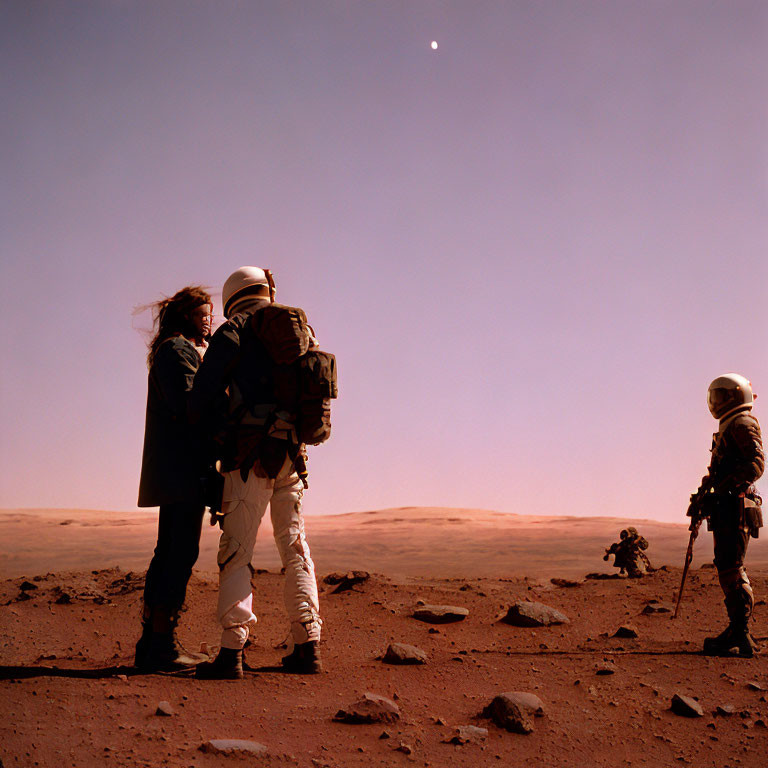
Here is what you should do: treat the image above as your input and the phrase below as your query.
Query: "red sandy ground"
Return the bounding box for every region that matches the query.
[0,508,766,767]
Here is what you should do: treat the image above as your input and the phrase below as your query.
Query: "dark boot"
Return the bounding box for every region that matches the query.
[703,578,758,657]
[195,647,244,680]
[134,605,207,672]
[703,624,735,656]
[703,625,758,658]
[134,621,152,668]
[282,641,322,674]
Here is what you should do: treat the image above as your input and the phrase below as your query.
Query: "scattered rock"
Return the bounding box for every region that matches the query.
[379,731,390,739]
[501,691,544,717]
[54,591,73,605]
[383,643,427,665]
[715,705,735,717]
[482,698,532,734]
[19,580,38,591]
[595,664,616,676]
[746,681,765,692]
[395,743,412,754]
[550,578,581,588]
[444,725,489,745]
[699,562,716,569]
[200,739,268,756]
[106,572,144,596]
[502,601,569,627]
[481,692,544,735]
[323,571,371,594]
[14,591,33,602]
[324,570,369,586]
[642,601,674,615]
[585,572,622,580]
[613,625,639,639]
[333,693,400,724]
[155,701,175,716]
[412,605,469,624]
[671,694,704,718]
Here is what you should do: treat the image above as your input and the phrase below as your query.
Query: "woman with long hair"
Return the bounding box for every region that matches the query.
[135,285,213,671]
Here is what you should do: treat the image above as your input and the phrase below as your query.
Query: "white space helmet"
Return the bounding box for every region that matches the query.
[222,267,275,317]
[707,373,755,420]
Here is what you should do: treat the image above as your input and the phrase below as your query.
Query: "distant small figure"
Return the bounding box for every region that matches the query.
[604,527,652,578]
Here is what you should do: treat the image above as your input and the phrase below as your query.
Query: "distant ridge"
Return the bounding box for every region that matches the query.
[4,506,765,580]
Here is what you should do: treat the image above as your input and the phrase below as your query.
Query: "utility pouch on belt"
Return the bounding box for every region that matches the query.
[743,494,763,539]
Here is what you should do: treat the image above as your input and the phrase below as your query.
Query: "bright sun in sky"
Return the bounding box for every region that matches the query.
[430,41,438,50]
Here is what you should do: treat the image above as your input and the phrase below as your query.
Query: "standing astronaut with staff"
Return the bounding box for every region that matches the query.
[686,374,764,657]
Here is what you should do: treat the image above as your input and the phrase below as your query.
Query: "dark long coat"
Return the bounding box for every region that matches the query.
[137,336,207,507]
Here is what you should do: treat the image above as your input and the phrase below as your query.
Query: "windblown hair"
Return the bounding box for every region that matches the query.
[146,285,212,368]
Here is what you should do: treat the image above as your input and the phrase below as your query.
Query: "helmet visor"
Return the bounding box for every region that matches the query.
[708,387,734,417]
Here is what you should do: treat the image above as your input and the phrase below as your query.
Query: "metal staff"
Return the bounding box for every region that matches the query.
[673,519,701,619]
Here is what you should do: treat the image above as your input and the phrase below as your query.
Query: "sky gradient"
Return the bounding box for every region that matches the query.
[2,1,767,522]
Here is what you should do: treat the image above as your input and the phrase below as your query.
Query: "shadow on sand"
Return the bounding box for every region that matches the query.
[0,648,709,680]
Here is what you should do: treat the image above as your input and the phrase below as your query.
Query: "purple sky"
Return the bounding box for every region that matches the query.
[2,1,767,521]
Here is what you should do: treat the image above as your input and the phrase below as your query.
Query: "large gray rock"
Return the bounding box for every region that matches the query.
[200,739,268,756]
[334,693,400,724]
[412,605,469,624]
[502,601,569,627]
[481,692,545,734]
[383,643,427,665]
[671,694,704,718]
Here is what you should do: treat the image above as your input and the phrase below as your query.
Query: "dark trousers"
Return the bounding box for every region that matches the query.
[143,502,205,615]
[711,500,753,628]
[711,502,749,572]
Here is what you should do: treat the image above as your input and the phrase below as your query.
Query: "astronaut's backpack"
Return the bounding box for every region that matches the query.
[249,303,337,445]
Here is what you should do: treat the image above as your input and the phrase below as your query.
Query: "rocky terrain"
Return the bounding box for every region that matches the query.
[1,508,767,767]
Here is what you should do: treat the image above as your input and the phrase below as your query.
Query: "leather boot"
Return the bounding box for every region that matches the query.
[195,647,244,680]
[134,605,207,671]
[282,640,322,674]
[703,587,757,657]
[703,624,758,658]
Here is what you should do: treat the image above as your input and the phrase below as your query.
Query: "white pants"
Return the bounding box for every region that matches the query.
[216,461,321,650]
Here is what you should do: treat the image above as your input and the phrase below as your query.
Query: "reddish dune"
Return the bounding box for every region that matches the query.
[4,506,766,579]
